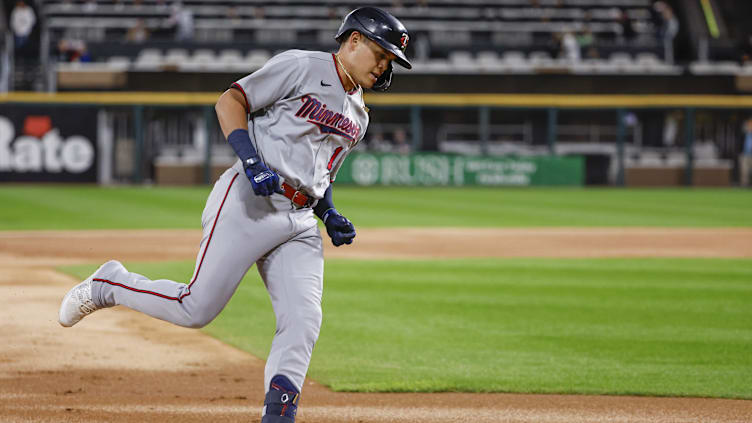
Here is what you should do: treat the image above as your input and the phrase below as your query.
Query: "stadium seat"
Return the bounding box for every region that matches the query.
[448,51,477,73]
[501,51,533,73]
[592,58,621,74]
[164,49,189,67]
[529,51,556,69]
[449,50,474,64]
[713,61,742,75]
[133,48,163,71]
[218,49,243,64]
[476,51,505,73]
[106,56,131,71]
[570,60,597,74]
[181,49,218,72]
[690,61,741,75]
[245,50,271,70]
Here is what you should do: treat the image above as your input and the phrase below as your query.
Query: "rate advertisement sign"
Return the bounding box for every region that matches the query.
[0,106,98,182]
[336,152,583,186]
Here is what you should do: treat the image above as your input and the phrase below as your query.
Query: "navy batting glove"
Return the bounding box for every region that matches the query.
[323,209,356,247]
[245,158,284,197]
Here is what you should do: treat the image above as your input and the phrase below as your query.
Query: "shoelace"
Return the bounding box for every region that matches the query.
[76,283,97,314]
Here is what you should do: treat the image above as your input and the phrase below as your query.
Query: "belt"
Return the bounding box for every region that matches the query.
[281,182,313,208]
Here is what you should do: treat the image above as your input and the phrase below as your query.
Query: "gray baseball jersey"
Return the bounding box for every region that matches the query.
[231,50,369,198]
[88,50,369,397]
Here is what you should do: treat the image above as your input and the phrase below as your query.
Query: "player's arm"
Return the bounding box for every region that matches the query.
[215,88,249,138]
[314,185,356,247]
[215,88,283,196]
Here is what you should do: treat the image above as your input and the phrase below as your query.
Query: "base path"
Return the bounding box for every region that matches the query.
[1,228,751,423]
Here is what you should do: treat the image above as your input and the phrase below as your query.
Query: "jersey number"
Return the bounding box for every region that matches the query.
[327,147,343,171]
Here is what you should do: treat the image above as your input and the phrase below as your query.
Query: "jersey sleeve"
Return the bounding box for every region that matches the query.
[232,53,303,113]
[328,146,352,183]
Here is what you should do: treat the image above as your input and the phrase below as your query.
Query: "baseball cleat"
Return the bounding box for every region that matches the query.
[261,375,300,423]
[58,260,119,327]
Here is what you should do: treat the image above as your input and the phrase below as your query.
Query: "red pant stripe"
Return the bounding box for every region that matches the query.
[179,172,240,301]
[94,278,181,301]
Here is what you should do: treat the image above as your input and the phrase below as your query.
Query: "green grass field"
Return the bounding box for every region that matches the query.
[1,185,751,229]
[61,257,752,399]
[4,184,751,398]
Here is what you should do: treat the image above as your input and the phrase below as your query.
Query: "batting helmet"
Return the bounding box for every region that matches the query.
[335,7,412,70]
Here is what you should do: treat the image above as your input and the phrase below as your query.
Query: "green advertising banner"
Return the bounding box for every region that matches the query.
[335,153,583,186]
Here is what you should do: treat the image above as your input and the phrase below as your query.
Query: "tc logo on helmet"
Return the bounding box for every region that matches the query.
[400,33,409,50]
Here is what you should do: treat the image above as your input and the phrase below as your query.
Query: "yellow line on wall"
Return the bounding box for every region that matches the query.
[0,91,221,105]
[3,92,752,108]
[364,94,752,108]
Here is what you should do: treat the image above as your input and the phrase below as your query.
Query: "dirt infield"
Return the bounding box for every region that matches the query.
[2,228,751,423]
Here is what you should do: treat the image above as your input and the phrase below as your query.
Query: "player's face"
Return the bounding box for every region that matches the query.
[352,35,397,88]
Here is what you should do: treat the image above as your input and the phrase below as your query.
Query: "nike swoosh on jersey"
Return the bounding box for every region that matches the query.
[320,80,331,87]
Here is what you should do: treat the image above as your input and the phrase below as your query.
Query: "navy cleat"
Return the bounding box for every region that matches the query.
[261,375,300,423]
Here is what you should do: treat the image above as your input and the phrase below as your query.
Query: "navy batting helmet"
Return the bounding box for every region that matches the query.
[335,7,412,69]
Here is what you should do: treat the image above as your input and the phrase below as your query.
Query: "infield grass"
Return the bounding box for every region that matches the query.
[61,257,752,399]
[2,185,752,229]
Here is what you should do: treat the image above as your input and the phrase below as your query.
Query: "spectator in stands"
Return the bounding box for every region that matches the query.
[56,39,91,63]
[651,1,665,33]
[549,32,563,58]
[166,2,194,42]
[662,110,681,147]
[126,19,150,43]
[658,4,679,64]
[10,0,36,49]
[740,118,752,187]
[413,32,431,62]
[560,31,580,62]
[393,128,411,154]
[617,9,637,44]
[577,28,595,51]
[367,130,390,152]
[83,0,98,13]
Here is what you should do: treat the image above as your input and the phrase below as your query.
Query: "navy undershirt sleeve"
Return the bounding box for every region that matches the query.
[314,185,335,221]
[227,129,258,162]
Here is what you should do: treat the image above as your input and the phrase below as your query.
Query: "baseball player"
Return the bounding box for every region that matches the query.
[58,7,411,423]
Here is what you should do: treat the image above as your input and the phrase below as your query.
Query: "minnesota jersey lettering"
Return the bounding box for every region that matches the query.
[296,95,361,143]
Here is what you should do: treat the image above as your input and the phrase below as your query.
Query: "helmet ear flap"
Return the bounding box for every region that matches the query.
[372,62,393,92]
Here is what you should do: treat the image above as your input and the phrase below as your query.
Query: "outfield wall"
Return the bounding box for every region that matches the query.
[1,92,750,186]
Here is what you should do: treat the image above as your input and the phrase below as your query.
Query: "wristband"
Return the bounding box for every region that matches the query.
[227,129,258,163]
[322,208,337,224]
[243,156,260,168]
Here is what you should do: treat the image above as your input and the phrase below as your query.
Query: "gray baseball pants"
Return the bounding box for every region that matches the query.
[91,168,324,392]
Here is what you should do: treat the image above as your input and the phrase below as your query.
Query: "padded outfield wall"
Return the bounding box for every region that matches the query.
[1,92,751,186]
